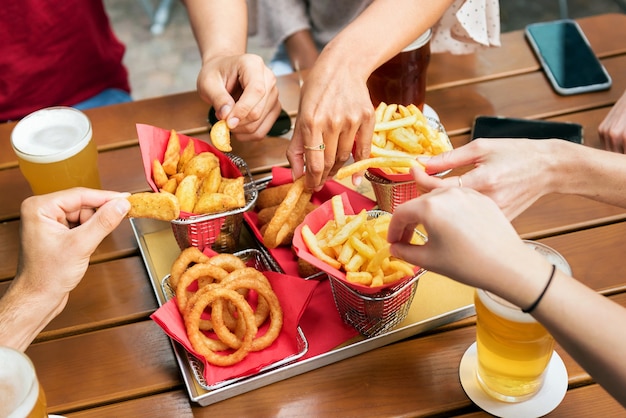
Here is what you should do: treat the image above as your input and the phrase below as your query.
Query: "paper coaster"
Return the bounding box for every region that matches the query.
[459,342,568,418]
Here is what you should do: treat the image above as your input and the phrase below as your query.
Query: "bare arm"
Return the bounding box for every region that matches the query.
[413,138,626,219]
[387,187,626,407]
[183,0,281,141]
[287,0,455,190]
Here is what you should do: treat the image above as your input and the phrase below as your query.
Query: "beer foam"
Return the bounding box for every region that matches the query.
[477,288,536,323]
[0,347,38,417]
[524,240,572,276]
[11,107,92,164]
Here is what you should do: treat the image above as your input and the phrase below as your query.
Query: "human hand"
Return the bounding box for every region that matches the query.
[387,187,547,302]
[411,138,558,219]
[197,54,282,142]
[599,90,626,154]
[16,188,130,310]
[286,64,375,191]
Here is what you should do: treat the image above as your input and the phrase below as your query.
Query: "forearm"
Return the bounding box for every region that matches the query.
[183,0,248,62]
[317,0,454,80]
[551,140,626,207]
[285,30,319,70]
[533,271,626,407]
[0,277,65,351]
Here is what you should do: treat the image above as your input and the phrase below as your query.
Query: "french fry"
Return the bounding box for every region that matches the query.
[301,225,342,269]
[300,196,419,288]
[335,102,451,178]
[335,157,422,180]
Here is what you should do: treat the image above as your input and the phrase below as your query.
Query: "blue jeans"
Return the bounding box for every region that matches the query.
[72,88,132,110]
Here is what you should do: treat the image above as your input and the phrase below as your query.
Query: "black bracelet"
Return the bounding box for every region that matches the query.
[522,264,557,314]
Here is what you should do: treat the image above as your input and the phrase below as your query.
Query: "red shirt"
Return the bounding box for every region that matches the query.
[0,1,130,121]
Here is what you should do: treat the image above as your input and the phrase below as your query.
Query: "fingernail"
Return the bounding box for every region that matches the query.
[219,104,231,117]
[227,117,239,129]
[353,175,362,187]
[115,198,131,215]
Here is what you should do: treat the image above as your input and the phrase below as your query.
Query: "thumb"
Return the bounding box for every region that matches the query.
[78,198,130,251]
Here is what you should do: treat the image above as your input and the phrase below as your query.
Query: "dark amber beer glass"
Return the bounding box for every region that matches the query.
[367,29,432,110]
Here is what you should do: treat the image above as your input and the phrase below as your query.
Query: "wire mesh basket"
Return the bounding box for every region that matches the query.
[324,209,426,337]
[328,270,424,337]
[365,170,419,213]
[160,248,309,391]
[170,153,258,252]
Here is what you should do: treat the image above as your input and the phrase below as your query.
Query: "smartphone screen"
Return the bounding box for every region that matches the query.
[525,19,611,95]
[471,116,583,144]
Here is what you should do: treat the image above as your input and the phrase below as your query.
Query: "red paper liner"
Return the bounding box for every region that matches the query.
[136,123,243,219]
[151,269,318,386]
[291,192,418,295]
[243,167,376,277]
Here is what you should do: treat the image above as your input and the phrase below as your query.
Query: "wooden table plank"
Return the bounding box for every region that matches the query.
[27,321,181,415]
[65,391,194,418]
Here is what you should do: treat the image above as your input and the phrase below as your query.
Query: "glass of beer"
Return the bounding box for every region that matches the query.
[11,106,101,195]
[367,29,432,110]
[0,346,47,418]
[474,241,571,402]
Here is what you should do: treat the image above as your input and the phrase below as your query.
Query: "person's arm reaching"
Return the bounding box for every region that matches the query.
[287,0,455,191]
[387,186,626,407]
[184,0,282,141]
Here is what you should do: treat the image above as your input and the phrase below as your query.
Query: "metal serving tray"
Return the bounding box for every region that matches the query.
[131,217,476,407]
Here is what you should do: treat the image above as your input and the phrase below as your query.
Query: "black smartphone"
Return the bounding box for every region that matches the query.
[471,115,583,144]
[525,19,612,95]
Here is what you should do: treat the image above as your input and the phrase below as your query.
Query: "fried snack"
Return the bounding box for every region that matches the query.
[150,130,248,217]
[219,177,246,207]
[300,195,419,287]
[336,103,451,178]
[213,271,283,351]
[185,285,257,366]
[127,191,180,221]
[256,183,293,209]
[210,120,232,152]
[194,193,240,215]
[263,177,312,249]
[175,174,201,213]
[170,247,211,289]
[162,129,181,175]
[297,257,321,278]
[170,250,284,366]
[152,159,169,189]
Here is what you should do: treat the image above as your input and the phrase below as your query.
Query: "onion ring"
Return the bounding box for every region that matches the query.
[176,263,229,313]
[170,247,210,289]
[184,285,257,366]
[212,271,283,351]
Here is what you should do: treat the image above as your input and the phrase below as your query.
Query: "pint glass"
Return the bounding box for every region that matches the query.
[11,106,101,195]
[367,29,432,110]
[0,346,47,418]
[474,241,571,402]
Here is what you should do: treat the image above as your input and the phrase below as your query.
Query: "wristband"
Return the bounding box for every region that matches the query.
[522,264,556,314]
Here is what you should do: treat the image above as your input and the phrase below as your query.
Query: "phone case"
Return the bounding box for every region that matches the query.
[471,116,583,144]
[525,19,612,95]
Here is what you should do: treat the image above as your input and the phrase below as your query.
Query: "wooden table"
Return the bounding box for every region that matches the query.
[1,13,625,417]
